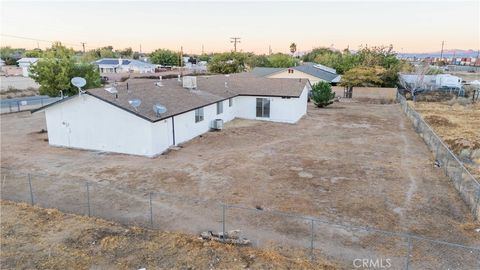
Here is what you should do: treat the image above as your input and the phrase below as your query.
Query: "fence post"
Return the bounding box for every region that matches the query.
[86,182,91,217]
[405,235,412,270]
[28,174,34,205]
[222,204,226,242]
[310,219,314,261]
[149,192,153,227]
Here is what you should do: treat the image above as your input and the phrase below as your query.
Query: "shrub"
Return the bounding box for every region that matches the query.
[311,81,335,108]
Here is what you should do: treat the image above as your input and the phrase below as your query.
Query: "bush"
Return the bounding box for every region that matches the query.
[311,81,335,108]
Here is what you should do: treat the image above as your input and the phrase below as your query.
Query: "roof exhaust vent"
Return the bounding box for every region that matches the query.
[225,82,228,88]
[177,74,182,82]
[128,99,142,112]
[155,76,163,87]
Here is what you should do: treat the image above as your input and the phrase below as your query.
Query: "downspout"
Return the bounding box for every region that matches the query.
[171,116,176,146]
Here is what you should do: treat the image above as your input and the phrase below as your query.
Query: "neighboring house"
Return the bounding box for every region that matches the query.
[32,74,310,157]
[95,58,156,73]
[252,62,341,85]
[17,58,39,77]
[400,74,463,90]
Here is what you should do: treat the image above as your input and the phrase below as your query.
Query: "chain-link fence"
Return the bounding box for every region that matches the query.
[1,167,479,269]
[0,96,60,114]
[397,92,480,220]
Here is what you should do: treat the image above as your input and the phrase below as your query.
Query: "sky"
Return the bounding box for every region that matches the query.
[0,0,479,54]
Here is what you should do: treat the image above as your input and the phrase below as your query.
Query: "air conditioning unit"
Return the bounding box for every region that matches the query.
[211,119,224,130]
[182,76,197,89]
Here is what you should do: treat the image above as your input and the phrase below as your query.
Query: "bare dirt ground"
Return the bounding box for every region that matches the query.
[410,100,480,179]
[1,200,333,270]
[1,100,479,267]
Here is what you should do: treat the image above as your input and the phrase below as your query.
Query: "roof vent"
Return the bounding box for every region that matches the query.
[156,76,163,87]
[105,86,118,94]
[152,104,167,117]
[183,76,197,89]
[177,74,182,82]
[128,99,141,111]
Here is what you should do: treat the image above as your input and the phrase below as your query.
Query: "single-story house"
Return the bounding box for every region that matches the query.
[32,74,310,157]
[94,58,156,73]
[17,57,39,77]
[252,62,341,85]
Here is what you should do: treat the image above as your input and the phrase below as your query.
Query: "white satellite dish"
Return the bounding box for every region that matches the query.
[71,77,87,96]
[153,104,167,116]
[71,77,86,88]
[128,99,142,111]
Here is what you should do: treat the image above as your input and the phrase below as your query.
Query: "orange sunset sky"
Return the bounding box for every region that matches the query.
[1,1,479,54]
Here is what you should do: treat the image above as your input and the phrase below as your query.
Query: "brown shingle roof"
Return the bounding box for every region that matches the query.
[36,73,309,122]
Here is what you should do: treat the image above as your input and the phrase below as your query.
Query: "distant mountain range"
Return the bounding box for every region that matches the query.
[397,49,479,58]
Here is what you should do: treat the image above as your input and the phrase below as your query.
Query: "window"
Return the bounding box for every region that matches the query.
[195,108,204,123]
[216,101,223,114]
[256,98,270,118]
[229,98,233,107]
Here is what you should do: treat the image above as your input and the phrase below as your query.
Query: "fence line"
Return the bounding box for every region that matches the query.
[0,96,60,114]
[1,168,479,269]
[397,92,480,220]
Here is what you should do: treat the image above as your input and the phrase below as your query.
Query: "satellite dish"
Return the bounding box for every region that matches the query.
[71,77,87,96]
[128,99,142,111]
[153,104,167,116]
[71,77,86,88]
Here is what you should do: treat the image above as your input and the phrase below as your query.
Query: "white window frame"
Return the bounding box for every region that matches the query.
[216,101,223,115]
[195,107,204,123]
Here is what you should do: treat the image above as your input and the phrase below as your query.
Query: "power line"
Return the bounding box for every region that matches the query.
[1,33,91,49]
[230,37,241,52]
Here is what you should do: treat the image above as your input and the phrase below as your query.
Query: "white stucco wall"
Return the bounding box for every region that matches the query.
[44,94,160,157]
[174,98,236,145]
[235,85,309,124]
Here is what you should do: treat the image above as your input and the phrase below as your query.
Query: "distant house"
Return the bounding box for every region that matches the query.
[17,58,39,77]
[32,74,310,157]
[94,58,156,73]
[400,74,462,90]
[252,62,341,85]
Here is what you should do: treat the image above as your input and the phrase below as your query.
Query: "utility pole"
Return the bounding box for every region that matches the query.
[268,45,272,55]
[440,40,444,60]
[202,44,204,55]
[230,37,241,52]
[140,44,142,53]
[81,42,86,53]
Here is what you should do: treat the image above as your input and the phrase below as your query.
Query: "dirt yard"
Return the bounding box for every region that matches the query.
[1,100,479,267]
[410,100,480,179]
[1,200,333,269]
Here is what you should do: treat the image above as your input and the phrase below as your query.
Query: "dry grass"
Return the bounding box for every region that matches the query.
[0,200,336,270]
[410,100,480,179]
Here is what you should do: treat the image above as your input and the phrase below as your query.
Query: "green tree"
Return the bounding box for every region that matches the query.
[29,43,101,97]
[311,81,335,108]
[245,54,269,69]
[150,49,179,66]
[207,52,248,74]
[289,43,297,55]
[117,47,133,58]
[0,46,24,65]
[266,53,299,68]
[339,66,385,98]
[25,48,43,58]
